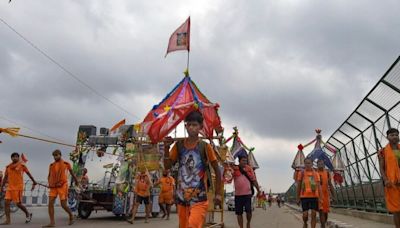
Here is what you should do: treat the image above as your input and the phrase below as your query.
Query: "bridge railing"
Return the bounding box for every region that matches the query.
[286,56,400,213]
[326,56,400,213]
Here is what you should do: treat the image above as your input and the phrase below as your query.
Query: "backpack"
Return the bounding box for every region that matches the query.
[238,165,255,196]
[176,140,213,191]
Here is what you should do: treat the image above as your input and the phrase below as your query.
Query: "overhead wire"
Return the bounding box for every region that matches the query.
[0,16,140,121]
[0,115,70,145]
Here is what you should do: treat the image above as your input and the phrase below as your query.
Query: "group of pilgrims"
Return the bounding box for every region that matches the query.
[0,111,227,228]
[293,128,400,228]
[5,115,400,228]
[0,148,179,227]
[0,149,80,227]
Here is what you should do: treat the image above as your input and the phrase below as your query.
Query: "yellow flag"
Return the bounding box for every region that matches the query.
[0,127,20,137]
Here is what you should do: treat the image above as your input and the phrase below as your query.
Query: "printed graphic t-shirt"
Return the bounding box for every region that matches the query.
[297,170,320,198]
[169,139,217,204]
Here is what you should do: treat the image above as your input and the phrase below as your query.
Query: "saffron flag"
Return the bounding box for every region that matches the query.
[110,119,125,134]
[21,153,28,163]
[0,127,20,137]
[165,17,190,57]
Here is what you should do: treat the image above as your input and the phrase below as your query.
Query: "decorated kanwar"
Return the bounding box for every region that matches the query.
[292,129,343,228]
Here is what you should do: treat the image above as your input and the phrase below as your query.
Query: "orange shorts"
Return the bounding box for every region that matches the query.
[159,192,174,204]
[385,186,400,212]
[49,184,69,201]
[5,190,23,203]
[178,200,208,228]
[320,194,330,213]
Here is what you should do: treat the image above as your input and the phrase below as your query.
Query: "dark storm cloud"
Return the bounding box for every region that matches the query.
[186,0,400,138]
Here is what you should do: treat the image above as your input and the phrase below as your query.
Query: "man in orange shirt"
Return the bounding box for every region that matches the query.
[0,152,37,225]
[128,170,152,224]
[296,158,322,228]
[164,111,222,228]
[156,169,175,220]
[317,159,335,228]
[378,128,400,227]
[43,149,79,227]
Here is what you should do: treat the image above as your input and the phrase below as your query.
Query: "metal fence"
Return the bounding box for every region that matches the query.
[326,56,400,212]
[286,56,400,213]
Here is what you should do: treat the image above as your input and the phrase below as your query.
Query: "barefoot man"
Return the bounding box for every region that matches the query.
[43,149,79,227]
[296,158,322,228]
[128,169,152,224]
[156,169,175,220]
[317,159,335,228]
[379,128,400,228]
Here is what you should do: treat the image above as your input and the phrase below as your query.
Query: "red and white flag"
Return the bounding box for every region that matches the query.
[110,119,126,134]
[165,17,190,57]
[21,153,28,164]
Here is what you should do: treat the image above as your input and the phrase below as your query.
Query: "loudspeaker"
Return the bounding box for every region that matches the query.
[88,136,118,146]
[78,125,97,138]
[118,125,136,138]
[100,128,109,136]
[97,136,118,145]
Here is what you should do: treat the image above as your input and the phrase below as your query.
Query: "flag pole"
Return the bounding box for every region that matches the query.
[186,51,190,73]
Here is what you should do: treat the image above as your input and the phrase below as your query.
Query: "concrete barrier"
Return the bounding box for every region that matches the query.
[286,203,394,227]
[331,208,393,225]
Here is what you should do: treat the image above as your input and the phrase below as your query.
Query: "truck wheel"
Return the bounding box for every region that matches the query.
[78,203,92,219]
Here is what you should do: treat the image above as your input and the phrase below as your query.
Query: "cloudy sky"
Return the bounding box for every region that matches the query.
[0,0,399,192]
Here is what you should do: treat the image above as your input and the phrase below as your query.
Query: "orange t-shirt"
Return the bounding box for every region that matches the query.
[135,175,151,197]
[169,139,217,163]
[297,169,320,198]
[5,162,29,191]
[318,169,330,195]
[48,160,72,187]
[160,176,175,193]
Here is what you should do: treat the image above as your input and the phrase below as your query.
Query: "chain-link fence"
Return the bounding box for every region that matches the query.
[326,56,400,212]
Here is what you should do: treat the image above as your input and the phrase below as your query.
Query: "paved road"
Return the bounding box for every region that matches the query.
[3,204,396,228]
[287,203,394,228]
[1,204,301,228]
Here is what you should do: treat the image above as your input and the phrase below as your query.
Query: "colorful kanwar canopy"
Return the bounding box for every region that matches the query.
[140,75,221,143]
[228,128,259,169]
[295,130,340,171]
[292,149,305,169]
